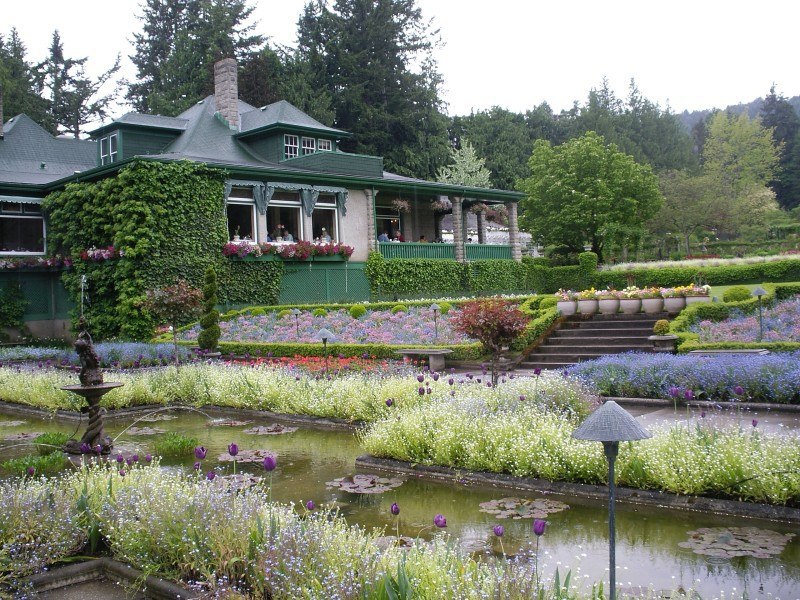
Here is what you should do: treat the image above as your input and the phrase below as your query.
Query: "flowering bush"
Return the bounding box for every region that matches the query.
[660,286,692,298]
[312,242,354,258]
[554,289,577,301]
[79,246,122,261]
[223,241,354,260]
[618,286,640,299]
[691,296,800,343]
[0,255,72,270]
[449,298,528,353]
[576,288,599,300]
[638,287,662,299]
[684,284,711,296]
[596,289,621,300]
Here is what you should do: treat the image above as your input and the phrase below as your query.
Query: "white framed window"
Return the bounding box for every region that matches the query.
[0,200,45,254]
[284,134,299,159]
[301,137,316,155]
[312,196,338,242]
[100,133,118,165]
[317,139,332,152]
[226,187,257,242]
[267,191,303,242]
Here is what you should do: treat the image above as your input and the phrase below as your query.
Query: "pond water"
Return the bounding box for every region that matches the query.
[1,407,799,598]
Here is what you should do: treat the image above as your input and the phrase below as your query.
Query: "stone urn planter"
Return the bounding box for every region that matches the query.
[685,295,711,306]
[577,299,599,315]
[619,298,642,314]
[597,298,620,315]
[641,297,664,314]
[663,297,686,314]
[556,300,577,316]
[649,334,679,353]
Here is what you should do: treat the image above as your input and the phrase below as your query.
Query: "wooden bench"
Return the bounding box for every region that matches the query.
[688,349,770,356]
[396,348,453,371]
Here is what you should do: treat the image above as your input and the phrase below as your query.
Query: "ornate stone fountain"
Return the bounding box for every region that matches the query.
[62,319,123,455]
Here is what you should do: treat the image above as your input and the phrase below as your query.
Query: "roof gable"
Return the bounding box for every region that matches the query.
[239,100,348,138]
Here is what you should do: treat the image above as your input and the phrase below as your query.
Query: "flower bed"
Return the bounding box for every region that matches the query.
[222,241,353,260]
[0,343,191,368]
[691,296,800,343]
[570,352,800,404]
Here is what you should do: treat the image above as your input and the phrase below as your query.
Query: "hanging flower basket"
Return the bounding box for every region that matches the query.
[391,199,411,213]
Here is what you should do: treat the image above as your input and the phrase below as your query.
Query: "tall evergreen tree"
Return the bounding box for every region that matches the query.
[0,29,52,131]
[38,31,120,137]
[128,0,264,116]
[761,85,800,209]
[292,0,450,179]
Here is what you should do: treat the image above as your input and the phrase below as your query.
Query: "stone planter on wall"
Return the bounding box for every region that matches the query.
[641,298,664,314]
[619,298,642,314]
[685,295,711,306]
[557,300,577,316]
[663,297,686,314]
[649,334,679,353]
[598,298,620,315]
[577,299,598,315]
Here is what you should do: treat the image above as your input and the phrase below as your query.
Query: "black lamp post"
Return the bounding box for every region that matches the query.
[315,328,336,373]
[291,308,301,340]
[430,303,440,341]
[571,401,651,600]
[752,286,767,342]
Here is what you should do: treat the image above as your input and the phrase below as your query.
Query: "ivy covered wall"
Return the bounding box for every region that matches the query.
[43,160,282,340]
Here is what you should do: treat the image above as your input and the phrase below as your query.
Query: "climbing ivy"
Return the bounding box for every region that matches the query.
[43,160,282,340]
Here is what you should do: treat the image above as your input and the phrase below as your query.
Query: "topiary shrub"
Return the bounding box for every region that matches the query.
[723,286,753,303]
[438,301,452,315]
[538,296,558,310]
[349,305,367,319]
[197,266,220,353]
[653,319,671,335]
[391,304,408,314]
[277,309,292,319]
[313,308,328,317]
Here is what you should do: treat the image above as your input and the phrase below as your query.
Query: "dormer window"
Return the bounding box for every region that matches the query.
[100,133,118,165]
[302,137,316,155]
[317,139,332,152]
[284,134,299,159]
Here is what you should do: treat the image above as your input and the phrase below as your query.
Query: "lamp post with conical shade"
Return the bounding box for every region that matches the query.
[571,401,651,600]
[315,328,337,374]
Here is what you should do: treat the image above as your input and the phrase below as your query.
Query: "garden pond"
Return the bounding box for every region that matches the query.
[1,406,798,597]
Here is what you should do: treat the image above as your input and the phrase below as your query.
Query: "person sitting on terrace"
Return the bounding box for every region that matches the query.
[393,230,405,242]
[319,228,331,243]
[418,235,428,243]
[281,228,294,242]
[378,231,390,242]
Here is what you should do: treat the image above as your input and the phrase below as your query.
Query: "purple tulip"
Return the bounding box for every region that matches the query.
[228,443,239,457]
[734,385,745,396]
[144,454,152,463]
[432,373,440,381]
[386,398,394,407]
[206,471,216,481]
[263,455,277,471]
[93,444,102,454]
[669,386,680,398]
[79,442,91,454]
[448,378,454,386]
[684,389,694,400]
[126,458,133,466]
[493,525,505,537]
[519,395,526,402]
[417,374,425,383]
[390,502,400,516]
[194,446,207,460]
[752,419,758,428]
[433,514,447,528]
[193,461,201,470]
[534,368,542,376]
[119,469,126,477]
[533,519,546,536]
[418,386,425,396]
[26,466,35,476]
[116,454,124,464]
[426,387,432,394]
[131,454,139,463]
[306,500,316,511]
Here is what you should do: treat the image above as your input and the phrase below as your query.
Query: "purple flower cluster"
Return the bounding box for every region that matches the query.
[691,297,800,342]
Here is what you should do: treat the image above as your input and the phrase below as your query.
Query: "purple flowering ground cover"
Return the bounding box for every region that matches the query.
[691,296,800,343]
[571,352,800,404]
[179,306,473,345]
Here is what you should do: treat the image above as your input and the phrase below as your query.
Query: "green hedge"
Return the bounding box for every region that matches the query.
[467,260,528,293]
[511,307,560,351]
[210,340,485,361]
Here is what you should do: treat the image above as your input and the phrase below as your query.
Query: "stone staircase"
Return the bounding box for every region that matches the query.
[518,312,669,371]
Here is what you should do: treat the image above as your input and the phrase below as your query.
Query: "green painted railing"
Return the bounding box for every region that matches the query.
[379,242,512,261]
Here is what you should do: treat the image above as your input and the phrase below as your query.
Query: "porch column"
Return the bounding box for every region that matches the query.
[364,188,378,251]
[451,196,465,262]
[507,201,522,261]
[476,211,486,244]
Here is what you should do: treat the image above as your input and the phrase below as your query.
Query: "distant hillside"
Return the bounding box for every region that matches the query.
[677,96,800,131]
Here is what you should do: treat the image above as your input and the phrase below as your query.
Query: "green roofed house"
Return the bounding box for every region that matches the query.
[0,58,524,339]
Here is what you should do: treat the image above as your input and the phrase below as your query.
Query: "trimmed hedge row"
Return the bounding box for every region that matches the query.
[511,307,560,351]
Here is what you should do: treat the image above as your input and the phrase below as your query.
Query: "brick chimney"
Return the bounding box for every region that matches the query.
[214,58,239,130]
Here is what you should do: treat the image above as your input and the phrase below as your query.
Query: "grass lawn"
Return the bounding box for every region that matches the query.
[708,281,800,300]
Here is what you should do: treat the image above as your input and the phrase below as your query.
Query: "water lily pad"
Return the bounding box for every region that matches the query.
[0,420,26,427]
[218,449,275,463]
[215,473,262,492]
[242,424,298,435]
[207,419,252,427]
[678,527,795,558]
[139,414,177,422]
[325,473,405,494]
[124,426,165,436]
[478,497,570,519]
[4,432,43,441]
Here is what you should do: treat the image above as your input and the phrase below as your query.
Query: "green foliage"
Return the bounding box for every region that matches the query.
[277,309,293,319]
[761,86,800,210]
[375,257,468,296]
[349,304,367,319]
[653,319,670,335]
[43,160,229,340]
[214,341,483,362]
[519,132,663,261]
[391,304,408,314]
[1,451,69,477]
[0,28,54,132]
[511,307,560,351]
[538,296,558,310]
[0,282,27,330]
[312,308,328,317]
[467,260,527,293]
[144,281,203,330]
[197,265,220,352]
[218,260,283,307]
[523,254,597,294]
[153,432,200,459]
[33,432,70,456]
[437,140,492,188]
[437,301,452,315]
[722,286,754,303]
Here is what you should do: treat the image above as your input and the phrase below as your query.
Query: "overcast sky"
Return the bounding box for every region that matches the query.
[5,0,800,119]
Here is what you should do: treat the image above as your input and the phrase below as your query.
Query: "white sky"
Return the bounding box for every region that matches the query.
[5,0,800,119]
